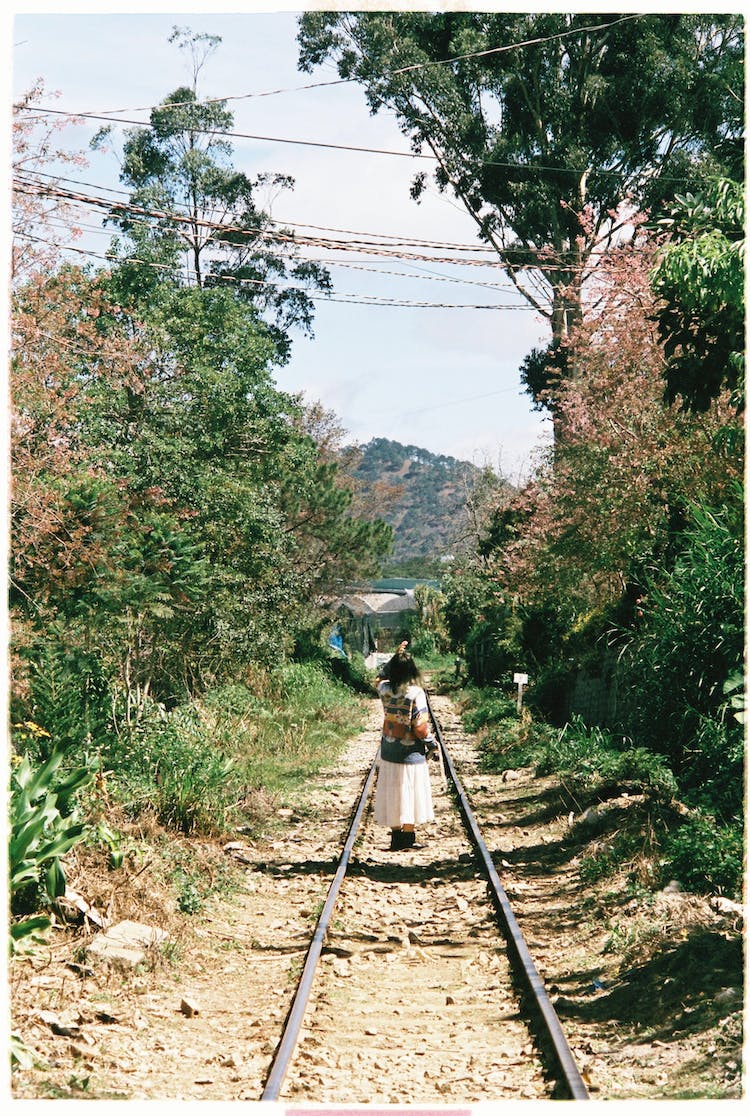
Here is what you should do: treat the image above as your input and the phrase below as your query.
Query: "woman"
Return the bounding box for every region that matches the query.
[374,642,436,850]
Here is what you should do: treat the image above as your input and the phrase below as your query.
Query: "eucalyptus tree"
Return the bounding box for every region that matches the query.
[298,11,744,370]
[95,26,331,358]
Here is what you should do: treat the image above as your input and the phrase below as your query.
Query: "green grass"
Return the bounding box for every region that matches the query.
[461,686,743,898]
[106,662,367,838]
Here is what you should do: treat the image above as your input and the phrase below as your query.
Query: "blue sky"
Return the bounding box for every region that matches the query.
[8,3,563,477]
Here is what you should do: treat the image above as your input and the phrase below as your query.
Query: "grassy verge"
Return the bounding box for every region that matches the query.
[9,660,368,944]
[108,661,368,838]
[458,687,744,900]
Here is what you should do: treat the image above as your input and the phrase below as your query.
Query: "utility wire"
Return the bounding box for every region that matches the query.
[20,233,541,311]
[19,168,498,254]
[34,212,537,295]
[19,14,646,119]
[13,177,594,272]
[17,102,696,185]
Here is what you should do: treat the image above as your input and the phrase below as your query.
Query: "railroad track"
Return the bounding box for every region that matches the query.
[260,691,589,1104]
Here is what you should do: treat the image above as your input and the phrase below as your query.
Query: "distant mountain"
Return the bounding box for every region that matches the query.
[348,437,507,565]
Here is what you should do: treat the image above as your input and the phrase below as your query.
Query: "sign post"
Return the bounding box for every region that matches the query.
[513,672,529,715]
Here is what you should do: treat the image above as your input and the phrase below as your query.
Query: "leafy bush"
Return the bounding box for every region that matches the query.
[462,687,517,733]
[535,716,677,799]
[20,636,114,763]
[461,685,556,771]
[103,663,365,836]
[324,650,373,693]
[528,659,577,725]
[114,707,237,835]
[661,812,744,898]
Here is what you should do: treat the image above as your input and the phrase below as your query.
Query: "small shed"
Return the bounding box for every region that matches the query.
[328,586,418,656]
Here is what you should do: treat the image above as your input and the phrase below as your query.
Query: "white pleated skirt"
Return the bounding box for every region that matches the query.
[373,757,434,828]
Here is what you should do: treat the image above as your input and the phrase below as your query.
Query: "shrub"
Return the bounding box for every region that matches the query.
[615,499,744,819]
[462,687,517,733]
[535,716,677,799]
[528,659,577,725]
[20,636,114,763]
[661,811,744,898]
[116,710,236,835]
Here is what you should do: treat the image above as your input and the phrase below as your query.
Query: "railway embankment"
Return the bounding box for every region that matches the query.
[10,692,743,1102]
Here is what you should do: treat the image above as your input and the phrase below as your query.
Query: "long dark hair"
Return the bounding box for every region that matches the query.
[386,645,421,693]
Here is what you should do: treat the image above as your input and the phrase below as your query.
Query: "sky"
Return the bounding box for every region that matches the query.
[7,1,565,479]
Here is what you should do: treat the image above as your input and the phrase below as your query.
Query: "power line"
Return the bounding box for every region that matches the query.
[20,168,497,254]
[17,115,707,192]
[35,211,537,296]
[19,101,702,186]
[19,233,541,312]
[18,15,647,121]
[13,176,595,274]
[400,387,522,420]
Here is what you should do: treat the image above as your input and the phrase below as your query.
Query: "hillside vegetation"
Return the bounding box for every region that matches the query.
[350,437,511,564]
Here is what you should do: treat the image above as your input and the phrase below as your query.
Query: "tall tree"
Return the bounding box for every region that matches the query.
[480,232,742,616]
[12,82,89,284]
[94,26,331,358]
[298,12,744,358]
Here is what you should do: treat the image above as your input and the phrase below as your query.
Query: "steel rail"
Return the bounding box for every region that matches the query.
[260,753,379,1101]
[427,694,590,1101]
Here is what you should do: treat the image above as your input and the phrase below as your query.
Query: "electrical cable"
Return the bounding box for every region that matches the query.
[18,233,542,311]
[32,212,539,296]
[17,102,704,187]
[17,168,498,253]
[14,176,596,275]
[17,14,647,120]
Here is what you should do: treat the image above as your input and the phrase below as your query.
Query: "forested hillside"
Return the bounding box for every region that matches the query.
[349,437,511,564]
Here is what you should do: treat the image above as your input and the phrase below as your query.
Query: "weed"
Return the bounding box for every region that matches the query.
[174,870,202,915]
[661,811,743,898]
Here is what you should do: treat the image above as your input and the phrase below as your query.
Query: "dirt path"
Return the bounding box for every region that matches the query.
[9,692,744,1102]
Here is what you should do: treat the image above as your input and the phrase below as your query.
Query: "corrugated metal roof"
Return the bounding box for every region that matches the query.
[333,590,416,617]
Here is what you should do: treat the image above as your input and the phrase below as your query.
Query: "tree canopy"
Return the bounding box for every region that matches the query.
[651,178,745,412]
[298,11,744,351]
[11,72,392,714]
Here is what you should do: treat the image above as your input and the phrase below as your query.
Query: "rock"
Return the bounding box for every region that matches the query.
[86,920,170,970]
[660,880,683,894]
[711,896,744,919]
[223,842,254,863]
[55,888,105,929]
[35,1010,82,1038]
[578,805,606,829]
[180,997,200,1017]
[713,987,741,1008]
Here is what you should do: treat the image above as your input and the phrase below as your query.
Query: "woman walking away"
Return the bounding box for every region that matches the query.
[374,642,436,850]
